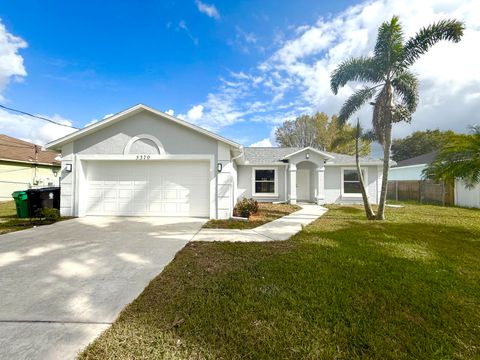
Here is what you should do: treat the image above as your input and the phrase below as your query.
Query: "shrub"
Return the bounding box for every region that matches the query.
[234,198,259,218]
[35,208,61,222]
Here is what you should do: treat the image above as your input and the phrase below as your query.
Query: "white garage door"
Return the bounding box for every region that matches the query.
[85,161,210,217]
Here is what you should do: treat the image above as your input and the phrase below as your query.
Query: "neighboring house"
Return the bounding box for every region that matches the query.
[0,134,61,201]
[388,151,437,181]
[46,104,384,219]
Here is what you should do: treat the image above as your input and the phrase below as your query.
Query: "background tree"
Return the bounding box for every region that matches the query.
[275,112,371,155]
[330,16,464,220]
[392,129,455,161]
[423,126,480,188]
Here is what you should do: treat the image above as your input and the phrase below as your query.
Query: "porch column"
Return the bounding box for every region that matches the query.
[289,163,297,204]
[316,165,325,205]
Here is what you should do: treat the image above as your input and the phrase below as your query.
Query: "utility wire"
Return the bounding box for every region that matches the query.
[0,104,79,129]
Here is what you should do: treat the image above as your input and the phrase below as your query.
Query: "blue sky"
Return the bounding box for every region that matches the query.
[0,0,478,146]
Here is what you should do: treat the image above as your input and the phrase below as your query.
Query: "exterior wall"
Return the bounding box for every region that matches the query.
[0,161,60,201]
[59,143,74,216]
[58,110,231,219]
[389,164,426,181]
[324,165,380,204]
[455,180,480,208]
[237,165,288,202]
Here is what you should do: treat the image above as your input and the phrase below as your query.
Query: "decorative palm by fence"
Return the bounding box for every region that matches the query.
[387,180,454,206]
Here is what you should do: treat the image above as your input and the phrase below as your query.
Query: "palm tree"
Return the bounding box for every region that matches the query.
[354,119,377,220]
[330,16,464,219]
[423,126,480,188]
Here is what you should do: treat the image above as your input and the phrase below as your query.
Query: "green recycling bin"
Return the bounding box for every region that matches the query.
[12,191,29,218]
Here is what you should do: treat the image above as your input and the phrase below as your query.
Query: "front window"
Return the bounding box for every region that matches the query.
[343,169,364,195]
[253,168,276,195]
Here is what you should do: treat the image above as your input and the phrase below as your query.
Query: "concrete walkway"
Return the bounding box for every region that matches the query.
[192,203,328,242]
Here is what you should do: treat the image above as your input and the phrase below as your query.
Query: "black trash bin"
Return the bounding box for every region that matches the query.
[26,187,61,217]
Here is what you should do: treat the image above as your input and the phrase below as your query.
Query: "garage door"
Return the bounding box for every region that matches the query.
[85,161,210,217]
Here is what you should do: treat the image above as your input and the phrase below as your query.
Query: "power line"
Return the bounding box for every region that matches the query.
[0,104,79,129]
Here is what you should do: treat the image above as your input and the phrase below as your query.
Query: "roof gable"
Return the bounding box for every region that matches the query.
[282,146,335,160]
[46,104,241,150]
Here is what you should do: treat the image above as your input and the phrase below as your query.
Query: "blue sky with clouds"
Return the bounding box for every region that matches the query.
[0,0,478,147]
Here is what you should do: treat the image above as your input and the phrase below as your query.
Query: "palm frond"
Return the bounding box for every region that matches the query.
[362,129,377,142]
[374,16,405,69]
[338,87,377,124]
[392,70,419,112]
[330,57,381,94]
[403,19,464,66]
[469,124,480,135]
[423,132,480,187]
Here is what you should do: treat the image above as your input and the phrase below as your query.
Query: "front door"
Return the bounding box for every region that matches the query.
[297,169,310,201]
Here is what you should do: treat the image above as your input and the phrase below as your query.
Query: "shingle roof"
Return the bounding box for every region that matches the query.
[0,134,60,166]
[395,151,437,167]
[243,147,382,165]
[244,147,302,164]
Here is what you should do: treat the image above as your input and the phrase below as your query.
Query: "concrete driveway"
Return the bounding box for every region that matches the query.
[0,216,206,360]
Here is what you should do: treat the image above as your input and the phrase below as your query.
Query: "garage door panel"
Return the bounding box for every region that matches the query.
[86,161,210,217]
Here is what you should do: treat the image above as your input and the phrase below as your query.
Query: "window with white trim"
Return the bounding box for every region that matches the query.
[342,169,365,195]
[253,168,276,196]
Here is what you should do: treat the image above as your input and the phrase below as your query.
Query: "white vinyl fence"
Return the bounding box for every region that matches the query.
[455,180,480,208]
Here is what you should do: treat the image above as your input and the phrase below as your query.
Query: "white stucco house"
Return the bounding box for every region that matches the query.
[46,104,385,219]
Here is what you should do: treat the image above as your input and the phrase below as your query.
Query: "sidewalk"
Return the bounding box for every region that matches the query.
[191,203,328,242]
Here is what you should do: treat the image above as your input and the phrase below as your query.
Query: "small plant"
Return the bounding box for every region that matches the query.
[35,208,61,222]
[233,198,259,218]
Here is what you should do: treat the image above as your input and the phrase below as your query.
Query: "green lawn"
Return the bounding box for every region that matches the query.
[0,201,67,235]
[203,202,300,229]
[79,204,480,359]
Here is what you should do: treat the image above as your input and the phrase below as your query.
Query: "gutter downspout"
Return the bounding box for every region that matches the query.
[231,146,244,162]
[230,146,244,213]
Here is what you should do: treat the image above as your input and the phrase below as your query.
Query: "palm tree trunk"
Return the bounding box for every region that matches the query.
[356,131,376,220]
[377,121,392,220]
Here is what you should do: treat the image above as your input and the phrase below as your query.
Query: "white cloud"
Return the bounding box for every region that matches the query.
[0,20,27,101]
[185,0,480,143]
[179,104,204,122]
[84,119,98,127]
[165,109,174,116]
[0,21,76,145]
[103,113,113,119]
[0,109,76,145]
[250,138,272,147]
[178,20,199,46]
[195,0,220,19]
[187,104,204,121]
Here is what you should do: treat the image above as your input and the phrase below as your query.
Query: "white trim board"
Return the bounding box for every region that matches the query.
[252,166,279,197]
[340,167,368,199]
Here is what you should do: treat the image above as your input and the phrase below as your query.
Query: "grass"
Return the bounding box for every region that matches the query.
[79,204,480,359]
[0,201,67,235]
[203,202,301,229]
